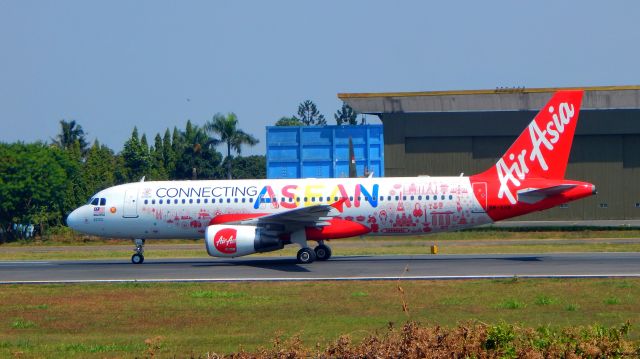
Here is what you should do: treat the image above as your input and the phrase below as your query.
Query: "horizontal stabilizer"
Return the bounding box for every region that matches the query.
[517,184,577,204]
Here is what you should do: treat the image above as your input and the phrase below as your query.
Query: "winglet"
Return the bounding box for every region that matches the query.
[330,198,347,213]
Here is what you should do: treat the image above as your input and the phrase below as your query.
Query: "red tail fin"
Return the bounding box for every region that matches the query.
[473,90,583,203]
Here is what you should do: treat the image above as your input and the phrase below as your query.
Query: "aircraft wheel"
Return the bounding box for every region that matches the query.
[296,248,316,264]
[314,244,332,261]
[131,253,144,264]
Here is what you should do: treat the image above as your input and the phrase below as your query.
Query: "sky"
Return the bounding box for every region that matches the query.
[1,1,638,155]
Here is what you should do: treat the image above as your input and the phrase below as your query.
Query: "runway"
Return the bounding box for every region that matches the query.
[0,252,639,284]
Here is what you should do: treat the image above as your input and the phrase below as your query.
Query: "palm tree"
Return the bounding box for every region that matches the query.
[52,119,88,155]
[205,113,259,179]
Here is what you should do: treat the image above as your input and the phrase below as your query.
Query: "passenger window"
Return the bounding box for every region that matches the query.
[226,198,230,203]
[100,198,106,206]
[174,199,178,204]
[159,199,163,204]
[410,196,414,201]
[144,200,148,205]
[249,198,254,203]
[204,199,208,204]
[242,198,246,203]
[91,198,99,206]
[152,199,156,205]
[234,198,238,203]
[418,196,422,200]
[182,199,186,204]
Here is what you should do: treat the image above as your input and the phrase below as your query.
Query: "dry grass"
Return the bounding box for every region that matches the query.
[225,321,638,358]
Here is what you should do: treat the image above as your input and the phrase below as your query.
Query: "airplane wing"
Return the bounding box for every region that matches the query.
[211,199,347,230]
[517,184,577,204]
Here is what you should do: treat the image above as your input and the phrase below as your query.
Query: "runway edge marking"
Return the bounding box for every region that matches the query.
[2,274,640,285]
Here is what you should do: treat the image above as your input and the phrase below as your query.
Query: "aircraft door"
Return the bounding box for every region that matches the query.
[123,189,139,218]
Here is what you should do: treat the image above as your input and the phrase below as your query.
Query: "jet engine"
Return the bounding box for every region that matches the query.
[204,225,284,258]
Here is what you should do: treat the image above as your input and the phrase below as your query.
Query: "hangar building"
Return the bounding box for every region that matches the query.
[339,86,640,221]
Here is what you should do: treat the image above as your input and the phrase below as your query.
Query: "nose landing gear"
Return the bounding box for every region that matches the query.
[132,238,145,264]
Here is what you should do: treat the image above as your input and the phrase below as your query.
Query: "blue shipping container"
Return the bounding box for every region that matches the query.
[266,125,384,179]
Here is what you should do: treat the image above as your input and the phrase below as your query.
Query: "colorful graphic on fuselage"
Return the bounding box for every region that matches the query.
[128,177,489,239]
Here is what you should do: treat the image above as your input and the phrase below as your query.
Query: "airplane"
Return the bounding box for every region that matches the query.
[67,90,596,264]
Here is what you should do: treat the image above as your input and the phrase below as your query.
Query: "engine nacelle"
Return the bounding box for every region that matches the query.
[204,225,284,258]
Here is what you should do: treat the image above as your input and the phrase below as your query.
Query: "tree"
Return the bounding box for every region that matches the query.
[52,119,89,155]
[275,116,303,126]
[172,120,222,180]
[149,134,168,180]
[335,103,360,125]
[121,127,151,181]
[83,140,117,197]
[0,143,75,239]
[226,155,266,179]
[205,113,259,179]
[297,100,326,126]
[162,128,175,176]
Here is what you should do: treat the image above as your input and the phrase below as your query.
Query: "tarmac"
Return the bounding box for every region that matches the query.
[1,252,639,284]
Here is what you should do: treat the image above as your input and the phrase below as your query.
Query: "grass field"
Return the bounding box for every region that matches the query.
[1,278,639,357]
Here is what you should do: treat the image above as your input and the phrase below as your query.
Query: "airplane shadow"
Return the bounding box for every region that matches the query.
[193,258,312,272]
[55,254,543,269]
[55,257,312,272]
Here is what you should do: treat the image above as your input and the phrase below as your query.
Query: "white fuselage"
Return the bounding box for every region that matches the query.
[67,177,493,240]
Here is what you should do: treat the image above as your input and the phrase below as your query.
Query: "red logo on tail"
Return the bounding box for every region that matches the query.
[490,91,583,204]
[213,228,237,254]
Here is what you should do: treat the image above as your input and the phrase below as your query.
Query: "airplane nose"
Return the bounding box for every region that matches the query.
[66,208,81,229]
[592,184,598,195]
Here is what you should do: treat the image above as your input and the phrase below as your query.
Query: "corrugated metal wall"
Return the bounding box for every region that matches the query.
[382,111,640,220]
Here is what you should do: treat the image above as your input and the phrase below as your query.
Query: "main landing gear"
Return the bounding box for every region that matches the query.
[131,238,145,264]
[314,242,332,261]
[293,233,332,264]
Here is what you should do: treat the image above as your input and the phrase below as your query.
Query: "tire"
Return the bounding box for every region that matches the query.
[314,244,332,261]
[131,253,144,264]
[296,248,316,264]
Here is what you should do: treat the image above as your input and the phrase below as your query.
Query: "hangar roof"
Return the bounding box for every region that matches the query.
[338,85,640,114]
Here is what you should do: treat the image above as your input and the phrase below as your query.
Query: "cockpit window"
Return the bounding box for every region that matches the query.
[100,198,106,206]
[91,198,100,206]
